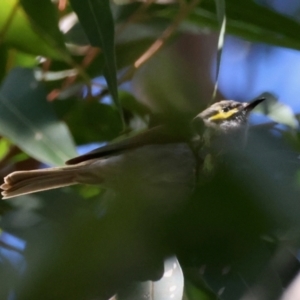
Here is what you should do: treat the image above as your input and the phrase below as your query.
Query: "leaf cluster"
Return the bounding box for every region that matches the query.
[0,1,300,300]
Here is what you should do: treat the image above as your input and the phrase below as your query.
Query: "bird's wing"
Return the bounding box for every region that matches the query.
[66,125,189,165]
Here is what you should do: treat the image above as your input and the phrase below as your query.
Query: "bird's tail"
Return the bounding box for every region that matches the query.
[1,164,88,199]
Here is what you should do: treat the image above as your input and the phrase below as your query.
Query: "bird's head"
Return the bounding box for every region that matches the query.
[194,97,265,133]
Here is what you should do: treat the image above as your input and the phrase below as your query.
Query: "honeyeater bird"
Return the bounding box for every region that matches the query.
[1,98,265,200]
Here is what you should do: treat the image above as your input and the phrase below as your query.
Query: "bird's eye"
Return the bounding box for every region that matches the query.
[222,107,231,113]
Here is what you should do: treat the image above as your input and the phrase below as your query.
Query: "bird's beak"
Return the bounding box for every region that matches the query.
[244,97,266,112]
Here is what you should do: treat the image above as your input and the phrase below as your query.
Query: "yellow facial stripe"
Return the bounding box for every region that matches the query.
[208,108,239,121]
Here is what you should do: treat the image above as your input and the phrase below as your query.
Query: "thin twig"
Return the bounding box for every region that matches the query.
[50,0,156,101]
[115,0,157,36]
[118,0,201,85]
[58,0,68,11]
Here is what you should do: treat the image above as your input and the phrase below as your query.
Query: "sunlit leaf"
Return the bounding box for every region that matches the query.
[255,95,298,128]
[7,49,37,69]
[185,280,215,300]
[0,0,66,59]
[19,0,67,55]
[0,138,10,160]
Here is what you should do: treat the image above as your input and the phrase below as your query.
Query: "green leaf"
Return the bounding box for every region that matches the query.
[7,49,37,69]
[0,138,10,160]
[153,0,300,50]
[0,45,8,83]
[265,103,298,128]
[119,90,150,117]
[19,0,67,54]
[0,0,67,60]
[0,68,77,165]
[53,99,123,144]
[82,37,155,79]
[208,0,300,49]
[69,0,120,113]
[254,94,298,128]
[185,280,216,300]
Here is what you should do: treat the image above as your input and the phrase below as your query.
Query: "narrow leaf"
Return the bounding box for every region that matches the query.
[155,0,300,51]
[255,95,298,129]
[0,68,77,165]
[19,0,67,53]
[70,0,121,115]
[0,0,65,59]
[211,0,226,102]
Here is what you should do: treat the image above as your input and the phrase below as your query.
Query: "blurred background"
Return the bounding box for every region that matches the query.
[1,0,300,299]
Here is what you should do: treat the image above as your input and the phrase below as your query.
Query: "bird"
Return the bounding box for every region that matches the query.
[1,98,265,200]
